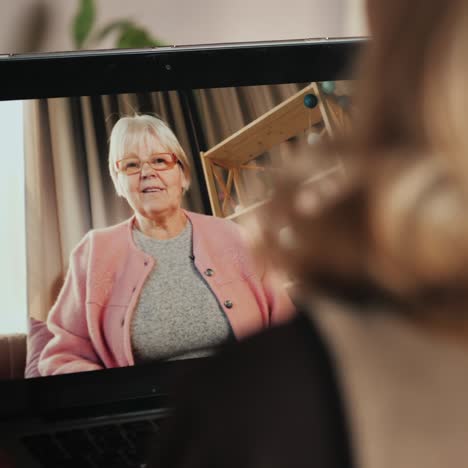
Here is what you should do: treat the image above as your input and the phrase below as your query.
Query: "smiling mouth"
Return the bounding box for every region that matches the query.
[142,187,165,193]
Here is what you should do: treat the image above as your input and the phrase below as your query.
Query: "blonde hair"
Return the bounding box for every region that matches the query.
[257,0,468,311]
[108,114,191,196]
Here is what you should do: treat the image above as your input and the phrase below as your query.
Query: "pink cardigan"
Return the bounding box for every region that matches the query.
[38,211,294,376]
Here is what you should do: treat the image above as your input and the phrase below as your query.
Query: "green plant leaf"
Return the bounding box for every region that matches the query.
[73,0,96,49]
[116,23,166,48]
[96,20,132,41]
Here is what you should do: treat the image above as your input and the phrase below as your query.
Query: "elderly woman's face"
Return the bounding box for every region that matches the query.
[117,132,187,219]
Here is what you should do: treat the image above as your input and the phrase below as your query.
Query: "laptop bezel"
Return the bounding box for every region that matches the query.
[0,37,365,422]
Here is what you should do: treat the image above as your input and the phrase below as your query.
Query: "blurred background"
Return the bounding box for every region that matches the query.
[0,0,367,54]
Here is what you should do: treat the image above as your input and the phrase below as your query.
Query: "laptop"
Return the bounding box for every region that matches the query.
[0,38,363,467]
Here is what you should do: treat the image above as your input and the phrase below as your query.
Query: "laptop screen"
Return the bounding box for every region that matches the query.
[0,40,360,382]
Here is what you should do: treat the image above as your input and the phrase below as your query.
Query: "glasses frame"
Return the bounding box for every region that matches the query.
[116,152,181,175]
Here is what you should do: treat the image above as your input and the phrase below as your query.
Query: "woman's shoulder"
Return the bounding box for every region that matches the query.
[155,313,352,468]
[72,218,133,255]
[85,218,132,243]
[168,311,341,419]
[185,211,242,238]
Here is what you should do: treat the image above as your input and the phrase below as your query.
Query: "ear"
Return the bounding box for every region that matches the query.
[179,166,189,194]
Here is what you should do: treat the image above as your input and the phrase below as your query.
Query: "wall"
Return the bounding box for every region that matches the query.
[344,0,367,36]
[0,0,367,54]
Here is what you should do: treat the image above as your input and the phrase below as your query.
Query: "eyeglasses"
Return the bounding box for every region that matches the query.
[116,153,180,175]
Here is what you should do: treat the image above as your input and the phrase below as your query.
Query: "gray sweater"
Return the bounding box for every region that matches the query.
[130,221,233,362]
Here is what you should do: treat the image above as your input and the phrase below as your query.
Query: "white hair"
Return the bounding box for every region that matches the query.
[108,114,191,196]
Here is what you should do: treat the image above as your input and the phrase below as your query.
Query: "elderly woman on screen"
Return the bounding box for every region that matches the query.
[38,114,294,376]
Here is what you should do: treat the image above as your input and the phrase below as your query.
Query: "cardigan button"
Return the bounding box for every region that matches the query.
[132,286,136,293]
[204,268,214,277]
[144,261,149,266]
[120,319,125,327]
[224,300,233,309]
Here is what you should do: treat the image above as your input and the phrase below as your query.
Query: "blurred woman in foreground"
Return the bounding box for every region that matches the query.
[152,0,468,467]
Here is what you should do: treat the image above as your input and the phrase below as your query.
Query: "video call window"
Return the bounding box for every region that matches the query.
[0,80,353,380]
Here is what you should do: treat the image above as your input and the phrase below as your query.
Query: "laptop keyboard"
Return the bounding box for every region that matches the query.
[22,418,162,468]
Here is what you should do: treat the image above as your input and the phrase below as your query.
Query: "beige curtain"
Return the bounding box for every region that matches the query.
[25,98,96,322]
